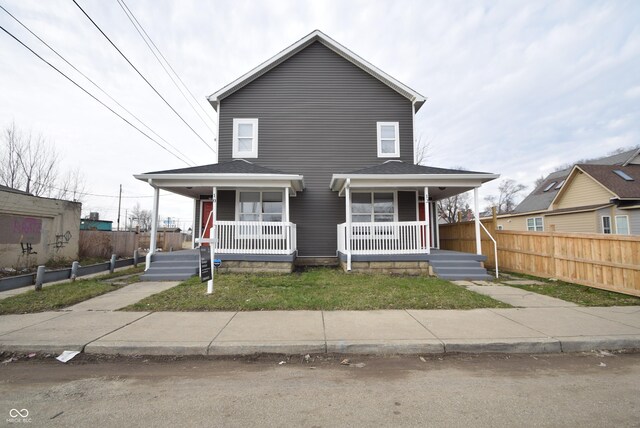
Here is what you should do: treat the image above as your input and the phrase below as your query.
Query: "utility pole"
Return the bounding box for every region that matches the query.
[124,209,128,231]
[117,184,122,231]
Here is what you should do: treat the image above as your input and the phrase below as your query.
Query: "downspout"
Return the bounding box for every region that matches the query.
[345,178,352,271]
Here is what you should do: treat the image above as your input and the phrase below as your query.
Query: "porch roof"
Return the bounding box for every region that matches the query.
[330,161,499,200]
[134,159,305,198]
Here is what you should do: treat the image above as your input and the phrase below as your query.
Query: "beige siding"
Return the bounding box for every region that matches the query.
[545,211,596,233]
[497,214,537,231]
[554,170,614,209]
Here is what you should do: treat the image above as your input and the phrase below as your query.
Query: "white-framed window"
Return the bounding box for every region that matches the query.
[236,191,284,237]
[601,216,611,234]
[232,118,258,158]
[615,215,630,235]
[376,122,400,158]
[237,191,283,222]
[351,192,397,237]
[526,217,544,232]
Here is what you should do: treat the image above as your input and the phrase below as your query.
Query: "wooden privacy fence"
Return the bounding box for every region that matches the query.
[79,231,139,258]
[439,220,640,297]
[138,231,189,252]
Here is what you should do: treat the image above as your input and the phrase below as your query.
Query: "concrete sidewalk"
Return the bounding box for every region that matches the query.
[1,306,639,356]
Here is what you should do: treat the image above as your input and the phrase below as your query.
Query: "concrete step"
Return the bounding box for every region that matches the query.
[429,260,483,268]
[428,252,487,262]
[141,272,197,281]
[145,268,198,276]
[150,260,198,268]
[438,273,493,280]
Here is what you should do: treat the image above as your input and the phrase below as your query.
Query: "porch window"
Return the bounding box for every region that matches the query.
[526,217,543,232]
[233,118,258,158]
[601,216,611,234]
[351,192,396,223]
[615,215,630,235]
[238,191,283,222]
[376,122,400,158]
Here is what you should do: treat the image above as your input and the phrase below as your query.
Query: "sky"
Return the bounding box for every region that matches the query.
[1,0,639,230]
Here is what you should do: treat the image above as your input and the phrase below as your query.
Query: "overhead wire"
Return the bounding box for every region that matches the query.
[0,24,194,167]
[72,0,217,154]
[116,0,218,135]
[0,4,197,167]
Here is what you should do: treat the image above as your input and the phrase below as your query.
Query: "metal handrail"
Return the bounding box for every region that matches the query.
[478,221,499,278]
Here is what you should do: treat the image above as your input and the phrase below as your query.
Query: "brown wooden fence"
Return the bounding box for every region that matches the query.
[439,220,640,297]
[79,231,139,258]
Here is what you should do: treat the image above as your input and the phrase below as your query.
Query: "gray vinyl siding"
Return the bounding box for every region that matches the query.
[196,191,236,238]
[629,210,640,235]
[398,191,417,222]
[218,42,414,256]
[217,191,236,221]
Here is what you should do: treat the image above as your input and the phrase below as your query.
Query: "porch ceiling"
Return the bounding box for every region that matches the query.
[133,173,305,198]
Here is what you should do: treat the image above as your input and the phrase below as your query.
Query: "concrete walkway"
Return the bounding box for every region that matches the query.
[65,281,179,311]
[454,280,579,308]
[1,306,639,356]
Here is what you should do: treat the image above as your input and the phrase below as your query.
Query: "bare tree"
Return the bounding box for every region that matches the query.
[0,122,59,196]
[414,136,431,165]
[484,179,527,214]
[131,202,152,231]
[0,122,26,190]
[55,167,86,202]
[437,191,471,223]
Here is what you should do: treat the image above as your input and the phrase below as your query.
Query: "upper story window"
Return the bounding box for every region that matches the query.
[377,122,400,158]
[233,118,258,158]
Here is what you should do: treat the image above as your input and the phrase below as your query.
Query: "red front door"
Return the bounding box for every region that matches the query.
[201,201,213,246]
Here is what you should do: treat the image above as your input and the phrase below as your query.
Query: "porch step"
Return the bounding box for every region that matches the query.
[428,252,492,281]
[143,249,199,281]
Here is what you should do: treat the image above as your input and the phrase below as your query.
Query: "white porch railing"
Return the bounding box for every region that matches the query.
[214,221,296,255]
[337,221,429,255]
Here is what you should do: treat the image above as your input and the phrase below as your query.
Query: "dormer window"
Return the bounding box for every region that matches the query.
[377,122,400,158]
[233,118,258,158]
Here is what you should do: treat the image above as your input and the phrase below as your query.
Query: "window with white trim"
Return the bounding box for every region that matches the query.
[237,191,283,222]
[232,118,258,158]
[615,215,630,235]
[601,216,611,234]
[376,122,400,158]
[526,217,544,231]
[351,192,396,223]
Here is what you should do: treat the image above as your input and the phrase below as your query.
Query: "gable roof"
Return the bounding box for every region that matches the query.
[513,146,640,214]
[344,160,491,176]
[144,159,291,175]
[207,30,427,112]
[576,164,640,199]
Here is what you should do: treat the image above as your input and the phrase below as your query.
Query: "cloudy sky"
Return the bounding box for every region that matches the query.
[1,0,639,229]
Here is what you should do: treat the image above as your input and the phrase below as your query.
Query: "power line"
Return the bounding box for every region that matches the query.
[72,0,217,155]
[0,24,194,167]
[0,4,196,167]
[116,0,218,135]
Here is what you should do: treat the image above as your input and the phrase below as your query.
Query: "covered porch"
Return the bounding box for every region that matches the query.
[330,161,499,274]
[134,160,305,272]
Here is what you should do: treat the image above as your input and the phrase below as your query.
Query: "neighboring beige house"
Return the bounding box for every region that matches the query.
[0,185,81,269]
[498,148,640,235]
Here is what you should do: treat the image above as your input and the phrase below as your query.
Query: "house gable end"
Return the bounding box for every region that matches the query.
[552,166,617,210]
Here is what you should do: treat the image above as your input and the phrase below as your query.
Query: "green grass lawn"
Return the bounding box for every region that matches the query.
[124,268,510,311]
[0,266,144,315]
[504,273,640,306]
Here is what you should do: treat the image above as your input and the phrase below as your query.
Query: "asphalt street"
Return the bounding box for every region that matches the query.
[1,352,639,427]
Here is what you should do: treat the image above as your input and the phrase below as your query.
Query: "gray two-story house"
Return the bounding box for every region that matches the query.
[135,30,498,280]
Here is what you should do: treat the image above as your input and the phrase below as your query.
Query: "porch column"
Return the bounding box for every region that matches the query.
[207,187,217,295]
[285,187,291,253]
[430,201,436,250]
[423,187,430,254]
[473,187,481,255]
[146,185,160,270]
[191,198,197,249]
[345,179,352,271]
